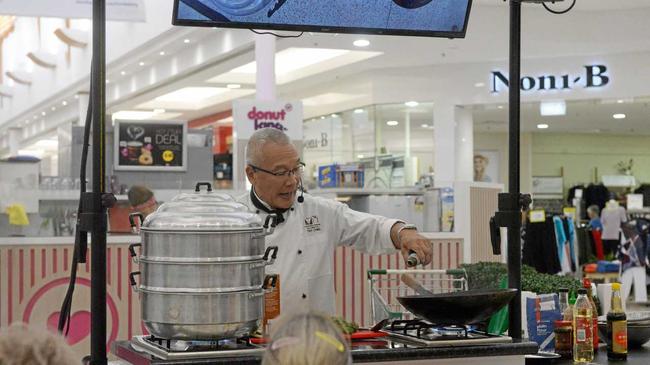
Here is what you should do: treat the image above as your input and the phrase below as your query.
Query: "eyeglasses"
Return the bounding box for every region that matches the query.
[249,162,305,178]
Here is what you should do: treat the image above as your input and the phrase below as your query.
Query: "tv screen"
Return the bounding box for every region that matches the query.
[173,0,472,38]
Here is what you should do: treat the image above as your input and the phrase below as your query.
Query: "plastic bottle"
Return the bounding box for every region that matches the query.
[573,288,594,363]
[583,278,599,351]
[559,288,570,315]
[606,282,627,361]
[564,291,576,322]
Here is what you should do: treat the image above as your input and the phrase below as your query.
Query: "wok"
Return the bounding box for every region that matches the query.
[397,288,518,325]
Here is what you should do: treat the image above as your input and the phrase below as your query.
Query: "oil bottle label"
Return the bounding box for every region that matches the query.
[612,321,628,353]
[575,317,592,343]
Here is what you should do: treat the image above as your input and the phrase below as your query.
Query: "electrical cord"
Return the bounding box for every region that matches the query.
[57,62,93,336]
[542,0,576,14]
[250,29,304,38]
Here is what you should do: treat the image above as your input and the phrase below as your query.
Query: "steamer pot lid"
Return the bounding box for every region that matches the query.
[142,211,262,231]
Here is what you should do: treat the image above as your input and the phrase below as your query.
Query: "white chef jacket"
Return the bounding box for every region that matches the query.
[237,191,399,316]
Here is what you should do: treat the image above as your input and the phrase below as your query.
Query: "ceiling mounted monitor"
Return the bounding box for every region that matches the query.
[173,0,472,38]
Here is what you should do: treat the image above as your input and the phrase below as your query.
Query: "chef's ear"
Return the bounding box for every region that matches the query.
[245,165,256,184]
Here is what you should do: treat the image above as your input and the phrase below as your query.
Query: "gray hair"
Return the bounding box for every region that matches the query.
[587,205,600,216]
[246,128,292,165]
[262,312,350,365]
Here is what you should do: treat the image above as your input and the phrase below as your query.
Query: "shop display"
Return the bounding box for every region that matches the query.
[114,120,187,171]
[174,0,472,38]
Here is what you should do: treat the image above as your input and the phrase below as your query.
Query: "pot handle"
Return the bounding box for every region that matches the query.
[254,214,278,238]
[262,246,279,265]
[263,274,278,290]
[128,243,141,263]
[129,213,144,234]
[195,182,213,192]
[129,271,141,293]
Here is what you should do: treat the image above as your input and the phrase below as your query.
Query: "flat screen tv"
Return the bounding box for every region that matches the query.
[173,0,472,38]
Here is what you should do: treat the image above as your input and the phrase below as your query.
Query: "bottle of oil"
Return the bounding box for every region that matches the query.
[573,288,594,363]
[606,282,627,361]
[583,279,600,351]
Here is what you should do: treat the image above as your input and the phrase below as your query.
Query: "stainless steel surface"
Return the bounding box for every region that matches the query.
[138,259,268,292]
[130,335,265,360]
[171,192,234,203]
[385,329,513,347]
[142,212,263,232]
[139,230,268,259]
[139,289,266,340]
[156,201,250,214]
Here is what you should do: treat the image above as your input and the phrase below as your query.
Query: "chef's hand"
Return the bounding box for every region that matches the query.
[398,230,433,266]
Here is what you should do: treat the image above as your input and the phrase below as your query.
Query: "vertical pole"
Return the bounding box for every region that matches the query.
[90,0,107,363]
[507,0,522,339]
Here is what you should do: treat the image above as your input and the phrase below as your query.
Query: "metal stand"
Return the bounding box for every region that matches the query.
[488,1,533,340]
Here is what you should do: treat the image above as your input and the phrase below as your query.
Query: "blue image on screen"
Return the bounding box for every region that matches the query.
[175,0,472,37]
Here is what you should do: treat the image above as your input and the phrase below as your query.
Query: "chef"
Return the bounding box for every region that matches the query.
[238,128,433,316]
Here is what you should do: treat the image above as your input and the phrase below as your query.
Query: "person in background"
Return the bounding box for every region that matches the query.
[127,185,158,218]
[0,323,79,365]
[587,205,603,230]
[262,312,350,365]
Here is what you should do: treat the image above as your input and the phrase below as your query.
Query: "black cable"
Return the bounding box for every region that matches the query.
[57,62,93,335]
[542,0,576,15]
[250,29,304,38]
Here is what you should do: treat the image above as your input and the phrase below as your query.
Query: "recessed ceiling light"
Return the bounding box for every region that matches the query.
[474,82,485,88]
[617,99,624,104]
[120,71,126,76]
[354,109,364,114]
[41,111,46,116]
[421,124,429,128]
[331,114,339,118]
[357,154,365,159]
[139,61,145,66]
[153,108,166,114]
[405,101,419,107]
[106,79,110,84]
[226,84,241,89]
[387,120,399,126]
[613,113,626,119]
[497,105,504,109]
[159,51,165,56]
[353,39,370,47]
[51,106,56,111]
[183,39,190,44]
[62,100,67,106]
[74,94,79,99]
[540,100,566,116]
[320,116,326,120]
[537,123,549,129]
[33,115,38,120]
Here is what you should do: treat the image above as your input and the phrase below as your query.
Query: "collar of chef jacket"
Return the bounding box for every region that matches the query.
[250,187,289,225]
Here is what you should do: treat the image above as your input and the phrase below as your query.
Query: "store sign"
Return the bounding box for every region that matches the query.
[490,65,610,93]
[232,99,303,141]
[0,0,146,22]
[113,120,187,171]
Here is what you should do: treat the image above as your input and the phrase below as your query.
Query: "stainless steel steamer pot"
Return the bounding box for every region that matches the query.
[128,193,279,340]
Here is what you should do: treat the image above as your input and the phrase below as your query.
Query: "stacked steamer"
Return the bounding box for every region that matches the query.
[129,182,277,340]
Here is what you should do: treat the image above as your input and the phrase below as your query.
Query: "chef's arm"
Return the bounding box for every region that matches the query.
[390,222,433,266]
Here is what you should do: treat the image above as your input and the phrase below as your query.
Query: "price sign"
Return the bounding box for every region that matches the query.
[114,120,187,171]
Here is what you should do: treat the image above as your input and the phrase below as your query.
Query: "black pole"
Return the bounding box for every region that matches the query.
[507,0,522,339]
[90,0,107,363]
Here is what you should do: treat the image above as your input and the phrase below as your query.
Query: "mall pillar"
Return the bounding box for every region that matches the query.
[8,127,21,156]
[433,103,474,186]
[255,33,276,101]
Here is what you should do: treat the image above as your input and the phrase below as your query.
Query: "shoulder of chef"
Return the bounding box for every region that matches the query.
[237,192,335,215]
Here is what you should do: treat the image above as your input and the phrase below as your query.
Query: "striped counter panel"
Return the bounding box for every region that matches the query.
[0,244,144,360]
[333,238,464,327]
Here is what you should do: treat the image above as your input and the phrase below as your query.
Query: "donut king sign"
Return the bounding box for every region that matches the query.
[233,99,303,141]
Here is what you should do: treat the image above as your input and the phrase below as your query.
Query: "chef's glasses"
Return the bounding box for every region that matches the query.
[249,162,305,178]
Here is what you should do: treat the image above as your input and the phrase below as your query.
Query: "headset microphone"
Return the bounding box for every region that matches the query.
[297,178,305,203]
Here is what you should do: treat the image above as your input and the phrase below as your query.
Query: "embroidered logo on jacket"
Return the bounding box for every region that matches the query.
[304,215,321,233]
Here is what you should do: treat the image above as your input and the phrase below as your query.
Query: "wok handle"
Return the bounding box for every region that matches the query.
[400,274,432,296]
[194,182,213,192]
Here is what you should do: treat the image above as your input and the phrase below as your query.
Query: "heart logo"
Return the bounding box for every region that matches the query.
[47,311,92,345]
[126,126,145,140]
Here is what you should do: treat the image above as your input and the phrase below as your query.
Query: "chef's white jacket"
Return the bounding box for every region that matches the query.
[238,192,400,316]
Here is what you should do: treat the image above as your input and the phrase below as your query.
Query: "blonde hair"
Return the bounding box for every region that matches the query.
[262,312,350,365]
[0,323,78,365]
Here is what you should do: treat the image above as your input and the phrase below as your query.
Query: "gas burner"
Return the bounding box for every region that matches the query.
[384,319,513,347]
[130,335,264,360]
